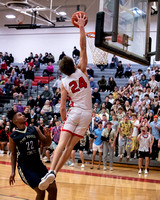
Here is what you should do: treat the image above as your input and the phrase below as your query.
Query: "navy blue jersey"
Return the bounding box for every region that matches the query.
[10,126,40,165]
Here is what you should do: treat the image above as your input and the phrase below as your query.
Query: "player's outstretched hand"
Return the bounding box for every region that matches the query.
[43,127,51,136]
[9,173,15,185]
[74,13,87,28]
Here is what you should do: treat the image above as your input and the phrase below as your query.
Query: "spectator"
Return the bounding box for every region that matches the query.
[0,122,8,154]
[34,58,40,71]
[14,66,20,77]
[137,126,154,174]
[99,107,109,121]
[113,86,119,100]
[43,52,49,64]
[129,71,136,83]
[70,130,90,168]
[38,110,48,126]
[106,77,117,92]
[12,82,25,100]
[35,94,44,109]
[110,54,118,69]
[9,53,14,64]
[87,65,94,78]
[90,121,103,170]
[124,64,132,78]
[108,93,114,104]
[105,96,113,111]
[53,99,61,119]
[3,79,12,95]
[111,99,121,114]
[118,114,133,162]
[52,88,61,106]
[59,51,66,61]
[144,86,154,99]
[115,61,124,78]
[90,77,96,91]
[10,67,17,84]
[6,64,13,77]
[101,121,116,171]
[40,85,52,101]
[25,52,34,63]
[92,88,101,105]
[16,101,24,113]
[47,53,55,63]
[38,53,43,64]
[145,67,152,80]
[0,60,7,74]
[155,69,160,82]
[43,62,54,76]
[42,100,52,115]
[0,52,3,63]
[123,92,132,105]
[140,74,148,88]
[97,75,107,92]
[150,115,160,160]
[72,46,80,65]
[3,52,10,66]
[23,65,34,97]
[93,102,100,113]
[136,69,143,80]
[27,95,36,109]
[52,75,62,94]
[23,107,31,125]
[117,107,125,122]
[45,119,62,163]
[30,109,37,126]
[149,75,159,90]
[20,65,26,79]
[131,113,139,159]
[14,76,21,87]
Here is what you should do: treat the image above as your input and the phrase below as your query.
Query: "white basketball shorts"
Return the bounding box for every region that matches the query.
[62,107,92,138]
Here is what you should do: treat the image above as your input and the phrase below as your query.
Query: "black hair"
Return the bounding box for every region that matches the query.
[7,109,17,121]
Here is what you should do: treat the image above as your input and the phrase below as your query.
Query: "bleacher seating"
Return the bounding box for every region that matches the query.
[0,62,148,117]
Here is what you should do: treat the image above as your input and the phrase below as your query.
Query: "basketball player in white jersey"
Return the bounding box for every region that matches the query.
[38,13,92,190]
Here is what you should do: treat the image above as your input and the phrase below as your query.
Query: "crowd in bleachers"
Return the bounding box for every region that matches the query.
[0,51,160,174]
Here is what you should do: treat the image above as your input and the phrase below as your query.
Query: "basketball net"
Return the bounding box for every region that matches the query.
[86,32,108,65]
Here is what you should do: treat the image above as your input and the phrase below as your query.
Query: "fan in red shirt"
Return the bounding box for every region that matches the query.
[0,60,7,74]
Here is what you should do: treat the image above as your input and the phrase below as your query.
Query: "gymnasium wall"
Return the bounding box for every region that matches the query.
[0,10,158,65]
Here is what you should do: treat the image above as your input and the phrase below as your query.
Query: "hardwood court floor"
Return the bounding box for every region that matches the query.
[0,155,160,200]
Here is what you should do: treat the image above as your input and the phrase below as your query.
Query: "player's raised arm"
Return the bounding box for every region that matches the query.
[35,126,52,147]
[75,14,88,76]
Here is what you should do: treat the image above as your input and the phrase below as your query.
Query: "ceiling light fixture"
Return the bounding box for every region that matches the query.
[59,11,67,16]
[6,14,16,19]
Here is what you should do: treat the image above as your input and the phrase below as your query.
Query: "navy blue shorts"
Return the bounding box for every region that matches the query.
[18,160,48,189]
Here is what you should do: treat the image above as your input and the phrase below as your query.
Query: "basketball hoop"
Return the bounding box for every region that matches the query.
[86,32,108,65]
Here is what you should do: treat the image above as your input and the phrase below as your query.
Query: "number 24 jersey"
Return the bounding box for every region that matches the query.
[62,68,92,110]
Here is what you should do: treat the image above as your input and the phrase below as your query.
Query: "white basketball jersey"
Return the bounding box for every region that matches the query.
[62,68,92,110]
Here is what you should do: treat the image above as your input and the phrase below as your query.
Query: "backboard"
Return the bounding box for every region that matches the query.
[95,0,152,65]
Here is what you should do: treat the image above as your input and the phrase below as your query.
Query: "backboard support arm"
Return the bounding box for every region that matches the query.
[112,0,119,42]
[155,0,160,61]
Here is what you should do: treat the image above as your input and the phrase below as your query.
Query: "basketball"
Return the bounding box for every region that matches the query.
[71,11,88,28]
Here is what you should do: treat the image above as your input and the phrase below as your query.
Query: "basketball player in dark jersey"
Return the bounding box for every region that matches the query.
[7,109,57,200]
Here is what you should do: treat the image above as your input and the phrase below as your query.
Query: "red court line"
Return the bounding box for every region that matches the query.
[59,169,160,184]
[1,160,160,184]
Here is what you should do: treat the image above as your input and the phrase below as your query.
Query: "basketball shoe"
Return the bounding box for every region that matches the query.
[38,170,56,190]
